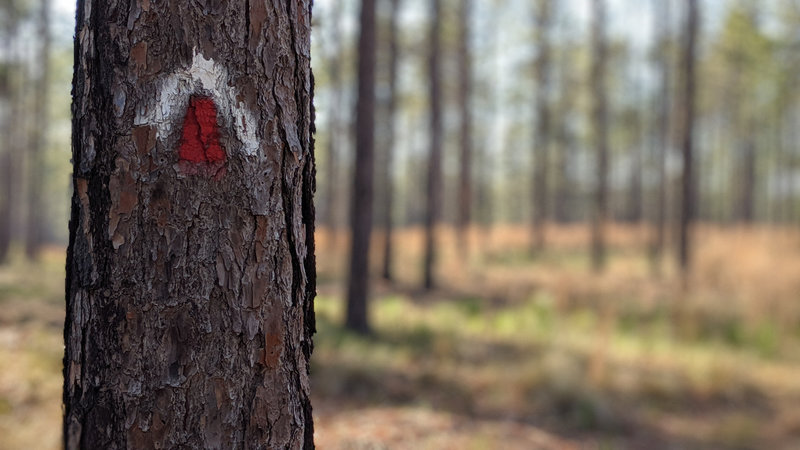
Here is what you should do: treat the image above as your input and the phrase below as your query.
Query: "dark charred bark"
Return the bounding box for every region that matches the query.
[423,0,442,290]
[346,0,377,334]
[25,0,51,259]
[532,0,553,253]
[679,0,698,274]
[381,0,400,281]
[63,1,316,448]
[650,0,671,274]
[456,0,472,254]
[590,0,609,273]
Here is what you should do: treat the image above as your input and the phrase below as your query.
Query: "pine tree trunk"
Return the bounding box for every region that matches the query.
[346,0,377,334]
[456,0,472,254]
[423,0,442,290]
[532,0,552,252]
[650,0,671,274]
[63,1,316,448]
[590,0,609,272]
[0,42,11,262]
[381,0,400,281]
[25,0,51,259]
[679,0,698,274]
[323,0,343,241]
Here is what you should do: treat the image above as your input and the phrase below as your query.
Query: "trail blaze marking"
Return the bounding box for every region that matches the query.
[179,96,226,164]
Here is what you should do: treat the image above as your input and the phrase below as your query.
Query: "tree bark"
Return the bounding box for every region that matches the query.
[532,0,553,253]
[423,0,442,290]
[590,0,609,272]
[346,0,377,334]
[63,1,316,448]
[456,0,473,254]
[679,0,698,274]
[25,0,51,259]
[381,0,400,281]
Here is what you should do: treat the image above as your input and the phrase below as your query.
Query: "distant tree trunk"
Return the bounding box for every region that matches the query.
[423,0,442,290]
[0,21,22,264]
[590,0,609,272]
[381,0,400,281]
[679,0,698,274]
[456,0,473,254]
[650,0,671,273]
[532,0,553,252]
[25,0,51,259]
[346,0,377,333]
[63,1,316,448]
[324,0,343,240]
[737,137,756,224]
[0,31,11,263]
[554,41,575,224]
[627,95,643,224]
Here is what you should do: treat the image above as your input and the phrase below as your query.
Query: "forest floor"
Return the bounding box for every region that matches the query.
[2,225,800,449]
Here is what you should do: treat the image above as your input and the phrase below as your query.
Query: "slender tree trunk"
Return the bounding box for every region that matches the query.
[554,40,575,225]
[346,0,377,334]
[590,0,609,272]
[456,0,473,254]
[0,32,11,263]
[25,0,51,259]
[324,0,343,243]
[0,24,23,264]
[679,0,698,274]
[532,0,553,253]
[650,0,671,273]
[63,2,316,448]
[381,0,400,281]
[737,137,756,224]
[423,0,442,290]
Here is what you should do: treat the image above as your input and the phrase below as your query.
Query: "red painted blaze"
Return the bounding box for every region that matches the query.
[179,96,226,164]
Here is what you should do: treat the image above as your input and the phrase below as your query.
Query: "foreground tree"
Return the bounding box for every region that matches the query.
[423,0,443,289]
[590,0,609,272]
[63,1,316,447]
[346,0,377,334]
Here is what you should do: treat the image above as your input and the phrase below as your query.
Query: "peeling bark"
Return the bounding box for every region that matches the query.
[63,1,316,448]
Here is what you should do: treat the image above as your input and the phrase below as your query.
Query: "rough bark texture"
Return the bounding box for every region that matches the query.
[532,0,552,252]
[423,0,442,290]
[679,0,698,273]
[346,0,377,334]
[456,0,472,253]
[63,1,316,448]
[381,0,400,281]
[590,0,609,272]
[25,0,51,259]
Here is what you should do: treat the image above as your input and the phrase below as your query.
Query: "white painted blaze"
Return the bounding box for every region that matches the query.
[134,49,259,157]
